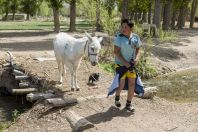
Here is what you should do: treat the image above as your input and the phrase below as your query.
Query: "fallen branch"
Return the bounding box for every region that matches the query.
[26,93,56,102]
[45,98,77,107]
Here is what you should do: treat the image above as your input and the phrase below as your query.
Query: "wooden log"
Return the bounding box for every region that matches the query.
[19,82,30,88]
[7,51,14,65]
[45,98,77,107]
[2,63,11,68]
[66,110,94,132]
[11,88,37,94]
[141,86,158,99]
[15,75,29,80]
[13,69,25,76]
[26,93,56,102]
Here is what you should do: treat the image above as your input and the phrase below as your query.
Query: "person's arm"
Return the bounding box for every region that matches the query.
[134,47,141,65]
[114,45,131,68]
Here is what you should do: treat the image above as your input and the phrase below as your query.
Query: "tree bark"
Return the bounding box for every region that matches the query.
[162,0,173,30]
[190,0,198,28]
[142,11,147,23]
[66,110,94,132]
[69,0,76,32]
[96,0,102,31]
[171,8,177,29]
[153,0,162,28]
[148,1,152,24]
[177,0,189,29]
[122,0,129,19]
[26,13,30,21]
[52,7,60,33]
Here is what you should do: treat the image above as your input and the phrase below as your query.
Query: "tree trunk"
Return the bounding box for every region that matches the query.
[135,11,138,23]
[4,11,9,21]
[153,0,162,28]
[96,0,102,31]
[52,7,60,33]
[122,0,129,19]
[148,1,152,24]
[162,0,173,30]
[26,13,30,21]
[171,9,177,29]
[177,4,185,29]
[12,12,15,21]
[142,11,147,23]
[190,0,198,28]
[69,0,76,32]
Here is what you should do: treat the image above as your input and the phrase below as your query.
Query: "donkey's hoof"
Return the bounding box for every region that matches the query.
[76,88,80,91]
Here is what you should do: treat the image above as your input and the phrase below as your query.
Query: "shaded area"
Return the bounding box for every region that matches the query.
[86,106,133,124]
[0,31,54,38]
[0,95,32,122]
[151,46,187,61]
[0,40,53,51]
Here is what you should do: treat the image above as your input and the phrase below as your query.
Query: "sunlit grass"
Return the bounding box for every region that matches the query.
[146,69,198,103]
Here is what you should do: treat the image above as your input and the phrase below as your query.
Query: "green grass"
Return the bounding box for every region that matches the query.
[0,122,10,132]
[146,68,198,103]
[0,20,92,30]
[99,63,115,74]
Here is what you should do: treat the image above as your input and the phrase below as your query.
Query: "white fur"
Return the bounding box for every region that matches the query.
[53,32,103,90]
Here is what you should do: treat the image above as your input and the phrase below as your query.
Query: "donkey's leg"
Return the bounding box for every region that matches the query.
[56,59,63,84]
[73,60,81,91]
[68,63,75,91]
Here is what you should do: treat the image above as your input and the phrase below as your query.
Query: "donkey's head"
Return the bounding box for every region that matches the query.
[85,32,103,66]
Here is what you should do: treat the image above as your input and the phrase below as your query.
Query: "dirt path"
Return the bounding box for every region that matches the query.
[0,29,198,132]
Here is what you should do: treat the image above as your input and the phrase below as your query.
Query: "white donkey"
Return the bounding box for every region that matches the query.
[53,32,103,91]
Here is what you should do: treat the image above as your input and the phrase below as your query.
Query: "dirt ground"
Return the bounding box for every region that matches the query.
[0,29,198,132]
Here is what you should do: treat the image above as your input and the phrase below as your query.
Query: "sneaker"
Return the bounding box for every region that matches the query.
[125,104,135,112]
[115,100,121,107]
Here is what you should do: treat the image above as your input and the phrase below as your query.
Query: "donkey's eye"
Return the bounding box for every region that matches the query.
[91,47,94,52]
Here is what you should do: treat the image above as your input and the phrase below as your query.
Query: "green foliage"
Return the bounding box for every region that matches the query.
[0,122,10,132]
[99,62,115,74]
[159,28,178,43]
[20,0,40,16]
[38,1,52,17]
[136,36,157,79]
[12,109,20,122]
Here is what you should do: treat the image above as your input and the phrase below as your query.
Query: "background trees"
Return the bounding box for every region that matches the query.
[0,0,197,32]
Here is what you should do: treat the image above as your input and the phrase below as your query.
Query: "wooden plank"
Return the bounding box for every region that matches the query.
[15,75,29,80]
[19,82,30,88]
[13,69,25,76]
[11,88,37,94]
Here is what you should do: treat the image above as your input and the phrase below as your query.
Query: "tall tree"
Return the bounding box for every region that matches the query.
[148,0,152,24]
[162,0,173,30]
[122,0,129,19]
[21,0,41,20]
[69,0,76,32]
[10,0,20,21]
[177,0,190,29]
[96,0,102,31]
[190,0,198,28]
[0,0,11,20]
[47,0,64,33]
[153,0,162,28]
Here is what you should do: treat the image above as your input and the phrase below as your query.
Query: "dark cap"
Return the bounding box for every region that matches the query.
[121,19,134,28]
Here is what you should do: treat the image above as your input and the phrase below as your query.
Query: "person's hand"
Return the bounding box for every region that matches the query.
[125,62,131,68]
[133,59,138,65]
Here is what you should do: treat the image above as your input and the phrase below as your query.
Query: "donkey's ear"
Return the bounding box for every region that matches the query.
[98,37,103,43]
[85,32,92,41]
